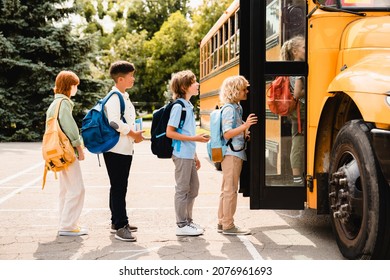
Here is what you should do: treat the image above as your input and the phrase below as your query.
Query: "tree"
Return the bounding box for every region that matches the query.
[0,0,104,141]
[107,30,151,109]
[81,0,194,111]
[126,0,190,39]
[144,11,193,103]
[189,0,232,76]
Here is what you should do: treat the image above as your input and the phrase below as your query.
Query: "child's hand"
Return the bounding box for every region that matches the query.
[245,130,251,142]
[76,146,85,161]
[195,134,210,143]
[133,130,145,143]
[195,157,201,170]
[245,113,258,129]
[78,151,85,161]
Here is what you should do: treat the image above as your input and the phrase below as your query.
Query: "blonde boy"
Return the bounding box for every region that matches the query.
[218,75,257,235]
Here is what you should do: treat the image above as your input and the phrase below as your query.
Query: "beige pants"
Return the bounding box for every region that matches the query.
[58,160,85,231]
[218,155,243,230]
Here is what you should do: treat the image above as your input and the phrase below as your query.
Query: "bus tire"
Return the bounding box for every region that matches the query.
[328,120,390,259]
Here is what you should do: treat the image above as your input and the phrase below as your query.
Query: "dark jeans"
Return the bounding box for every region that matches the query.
[103,152,133,229]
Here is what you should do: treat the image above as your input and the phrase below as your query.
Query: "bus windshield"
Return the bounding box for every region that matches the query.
[321,0,390,8]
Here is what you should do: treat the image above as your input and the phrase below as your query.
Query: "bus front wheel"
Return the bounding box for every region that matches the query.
[328,120,390,259]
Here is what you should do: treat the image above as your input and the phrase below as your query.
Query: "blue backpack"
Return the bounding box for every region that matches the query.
[81,91,125,154]
[151,100,186,158]
[207,103,245,162]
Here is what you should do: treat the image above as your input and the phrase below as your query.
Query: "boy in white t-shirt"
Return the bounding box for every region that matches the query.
[103,61,144,242]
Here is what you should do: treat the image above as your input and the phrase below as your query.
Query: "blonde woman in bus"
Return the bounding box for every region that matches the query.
[217,76,258,235]
[280,35,305,185]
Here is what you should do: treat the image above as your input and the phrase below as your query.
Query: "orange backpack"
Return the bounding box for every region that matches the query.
[41,98,76,189]
[267,76,297,116]
[267,76,301,133]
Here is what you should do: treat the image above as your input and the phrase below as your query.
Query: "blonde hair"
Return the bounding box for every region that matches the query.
[219,75,249,104]
[170,70,196,99]
[53,70,80,97]
[280,35,305,61]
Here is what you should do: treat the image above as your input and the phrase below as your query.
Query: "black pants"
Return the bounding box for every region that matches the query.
[103,152,133,229]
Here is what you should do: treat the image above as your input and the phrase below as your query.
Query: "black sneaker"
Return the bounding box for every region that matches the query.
[111,224,138,233]
[115,224,137,242]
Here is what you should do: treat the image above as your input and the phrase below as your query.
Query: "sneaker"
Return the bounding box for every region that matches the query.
[58,227,88,236]
[115,224,137,242]
[293,176,304,185]
[111,224,137,233]
[217,224,223,233]
[189,222,205,231]
[222,226,251,235]
[176,224,204,236]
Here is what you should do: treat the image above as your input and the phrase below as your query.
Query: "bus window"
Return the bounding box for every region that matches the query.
[265,0,306,187]
[224,22,229,63]
[199,0,240,130]
[266,0,306,61]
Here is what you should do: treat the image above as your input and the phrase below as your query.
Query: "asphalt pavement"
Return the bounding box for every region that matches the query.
[0,136,344,261]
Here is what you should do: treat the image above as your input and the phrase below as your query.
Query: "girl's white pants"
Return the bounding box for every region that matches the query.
[58,160,85,231]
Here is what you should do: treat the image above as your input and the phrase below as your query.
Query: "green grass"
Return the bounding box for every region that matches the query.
[141,113,153,121]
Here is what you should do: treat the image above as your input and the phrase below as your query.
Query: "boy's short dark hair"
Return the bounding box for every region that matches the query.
[109,61,135,82]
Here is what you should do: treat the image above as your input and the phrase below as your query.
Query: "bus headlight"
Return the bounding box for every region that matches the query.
[387,96,390,107]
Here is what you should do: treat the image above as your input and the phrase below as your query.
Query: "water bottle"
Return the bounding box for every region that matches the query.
[135,118,143,131]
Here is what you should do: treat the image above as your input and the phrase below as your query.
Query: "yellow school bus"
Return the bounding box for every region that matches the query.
[199,0,240,128]
[200,0,390,259]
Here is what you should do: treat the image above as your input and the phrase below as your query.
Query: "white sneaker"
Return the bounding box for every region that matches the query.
[58,227,88,236]
[189,222,205,231]
[176,224,204,236]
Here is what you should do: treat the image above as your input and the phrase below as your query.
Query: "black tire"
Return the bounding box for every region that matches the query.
[328,120,390,259]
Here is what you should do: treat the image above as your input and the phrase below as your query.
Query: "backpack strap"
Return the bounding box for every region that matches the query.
[174,99,186,130]
[54,97,65,119]
[42,98,66,190]
[94,91,126,164]
[222,103,247,152]
[171,99,187,153]
[103,90,126,121]
[53,97,68,130]
[296,101,302,134]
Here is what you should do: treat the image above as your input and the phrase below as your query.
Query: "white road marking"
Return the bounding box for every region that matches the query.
[0,177,42,205]
[0,162,42,186]
[115,247,160,260]
[276,210,304,218]
[238,235,264,260]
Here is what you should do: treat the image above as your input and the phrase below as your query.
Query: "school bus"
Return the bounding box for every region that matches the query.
[199,0,390,259]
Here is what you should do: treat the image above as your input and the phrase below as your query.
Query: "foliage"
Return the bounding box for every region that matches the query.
[0,0,234,141]
[144,12,193,103]
[190,0,232,74]
[0,0,105,142]
[126,0,190,39]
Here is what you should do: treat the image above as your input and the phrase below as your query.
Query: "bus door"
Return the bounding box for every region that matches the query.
[240,0,308,210]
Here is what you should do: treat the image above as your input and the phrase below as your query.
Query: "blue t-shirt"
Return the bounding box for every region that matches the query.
[221,103,247,161]
[167,98,196,159]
